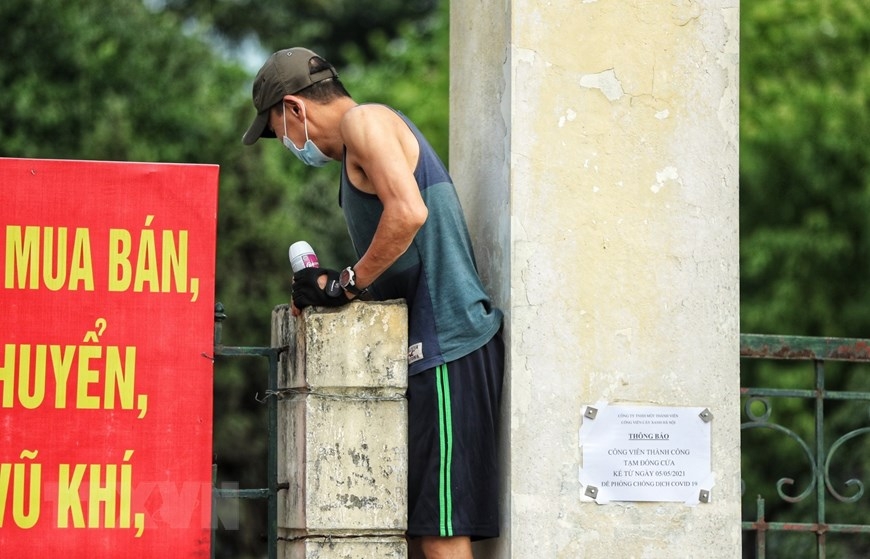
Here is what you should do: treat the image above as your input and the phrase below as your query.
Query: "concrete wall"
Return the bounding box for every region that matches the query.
[451,1,742,557]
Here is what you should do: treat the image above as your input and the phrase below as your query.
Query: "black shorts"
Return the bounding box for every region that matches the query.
[406,330,504,540]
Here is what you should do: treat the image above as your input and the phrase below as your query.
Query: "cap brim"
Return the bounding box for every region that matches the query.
[242,110,271,145]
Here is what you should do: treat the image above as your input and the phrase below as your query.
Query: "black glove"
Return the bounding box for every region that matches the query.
[292,267,349,310]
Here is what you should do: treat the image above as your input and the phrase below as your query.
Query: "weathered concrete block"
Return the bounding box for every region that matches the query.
[281,393,407,534]
[294,300,408,391]
[280,535,407,559]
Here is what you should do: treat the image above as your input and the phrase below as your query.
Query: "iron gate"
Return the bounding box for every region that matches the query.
[740,334,870,558]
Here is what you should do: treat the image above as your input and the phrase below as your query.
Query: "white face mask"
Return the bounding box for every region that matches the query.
[282,103,332,167]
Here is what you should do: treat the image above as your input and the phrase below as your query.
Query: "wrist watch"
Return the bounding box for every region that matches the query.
[339,266,368,296]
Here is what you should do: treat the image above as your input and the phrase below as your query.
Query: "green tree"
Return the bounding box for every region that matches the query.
[0,1,338,555]
[740,2,870,556]
[741,0,870,338]
[1,1,447,556]
[155,0,438,64]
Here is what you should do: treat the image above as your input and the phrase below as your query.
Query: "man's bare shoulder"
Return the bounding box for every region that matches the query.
[340,104,420,193]
[340,104,405,135]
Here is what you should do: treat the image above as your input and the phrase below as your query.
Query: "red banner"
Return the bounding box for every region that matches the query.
[0,158,218,557]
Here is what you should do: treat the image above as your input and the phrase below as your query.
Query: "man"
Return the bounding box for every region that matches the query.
[242,47,504,559]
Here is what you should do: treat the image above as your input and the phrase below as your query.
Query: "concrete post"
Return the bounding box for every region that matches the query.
[272,302,409,558]
[451,1,741,558]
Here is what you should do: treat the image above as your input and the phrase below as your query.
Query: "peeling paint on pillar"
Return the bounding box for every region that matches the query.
[579,69,625,101]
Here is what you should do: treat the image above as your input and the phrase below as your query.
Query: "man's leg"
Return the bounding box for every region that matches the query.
[420,535,473,559]
[408,537,424,559]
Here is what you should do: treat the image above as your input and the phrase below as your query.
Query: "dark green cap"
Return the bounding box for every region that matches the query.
[242,47,337,145]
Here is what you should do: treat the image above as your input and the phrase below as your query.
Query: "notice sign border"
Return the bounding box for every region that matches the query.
[579,402,714,505]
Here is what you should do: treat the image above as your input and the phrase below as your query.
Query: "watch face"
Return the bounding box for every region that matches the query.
[339,267,353,288]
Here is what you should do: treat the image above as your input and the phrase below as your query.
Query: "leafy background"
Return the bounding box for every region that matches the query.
[1,0,868,556]
[739,1,870,556]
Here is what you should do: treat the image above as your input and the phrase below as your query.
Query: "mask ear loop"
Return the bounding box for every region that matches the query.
[282,102,290,146]
[299,101,311,143]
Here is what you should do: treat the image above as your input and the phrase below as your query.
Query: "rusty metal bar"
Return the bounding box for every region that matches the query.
[741,386,870,401]
[743,521,870,535]
[814,360,826,559]
[740,334,870,361]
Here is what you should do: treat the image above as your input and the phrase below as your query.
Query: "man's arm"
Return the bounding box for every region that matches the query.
[339,105,428,290]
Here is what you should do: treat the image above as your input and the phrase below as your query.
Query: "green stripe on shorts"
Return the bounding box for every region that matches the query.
[436,364,454,537]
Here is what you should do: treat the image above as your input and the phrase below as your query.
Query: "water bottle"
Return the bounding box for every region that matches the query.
[288,241,319,273]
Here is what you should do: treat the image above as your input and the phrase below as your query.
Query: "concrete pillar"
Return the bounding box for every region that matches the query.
[273,302,409,558]
[451,1,741,558]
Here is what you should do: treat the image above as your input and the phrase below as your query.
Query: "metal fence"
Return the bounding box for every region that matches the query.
[740,334,870,558]
[211,303,282,559]
[207,315,870,558]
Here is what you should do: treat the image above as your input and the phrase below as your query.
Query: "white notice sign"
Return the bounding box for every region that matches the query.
[578,403,713,504]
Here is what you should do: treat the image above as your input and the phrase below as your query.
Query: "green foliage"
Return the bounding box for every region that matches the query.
[339,1,450,163]
[156,0,437,64]
[740,2,870,556]
[740,0,870,338]
[1,1,445,557]
[1,0,231,162]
